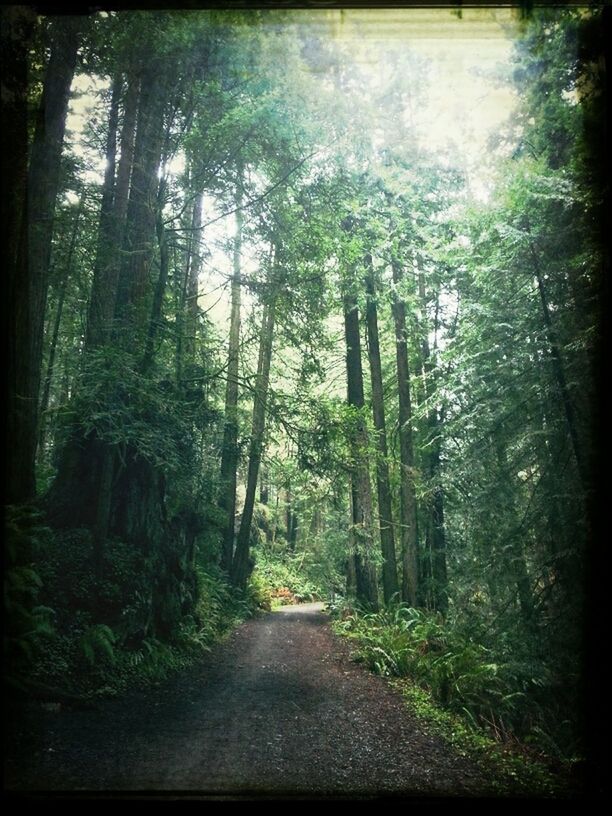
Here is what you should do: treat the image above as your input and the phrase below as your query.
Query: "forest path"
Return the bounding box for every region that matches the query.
[7,603,491,796]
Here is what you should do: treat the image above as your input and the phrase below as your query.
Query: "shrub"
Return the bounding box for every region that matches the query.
[332,603,567,758]
[252,550,323,605]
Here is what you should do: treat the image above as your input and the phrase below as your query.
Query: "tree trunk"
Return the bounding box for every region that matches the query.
[184,190,204,365]
[38,191,86,460]
[417,274,448,613]
[219,188,243,572]
[175,182,204,381]
[141,178,170,373]
[45,67,139,529]
[343,293,379,610]
[391,259,419,607]
[115,63,168,332]
[7,16,81,504]
[494,439,536,630]
[231,287,277,589]
[86,68,138,349]
[47,60,167,545]
[289,504,299,550]
[2,7,37,500]
[365,258,399,604]
[259,468,269,505]
[528,236,587,491]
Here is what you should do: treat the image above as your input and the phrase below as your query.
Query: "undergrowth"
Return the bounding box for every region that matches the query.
[4,508,268,703]
[253,549,323,607]
[330,601,582,795]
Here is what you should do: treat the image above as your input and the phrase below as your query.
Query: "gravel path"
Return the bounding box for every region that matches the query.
[6,603,494,797]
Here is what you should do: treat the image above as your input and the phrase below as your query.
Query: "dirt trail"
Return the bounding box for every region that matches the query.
[6,603,494,796]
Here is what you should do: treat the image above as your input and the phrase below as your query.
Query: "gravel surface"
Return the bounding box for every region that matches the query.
[5,603,496,797]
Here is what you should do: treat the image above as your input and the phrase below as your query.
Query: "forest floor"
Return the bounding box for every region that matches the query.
[5,603,554,798]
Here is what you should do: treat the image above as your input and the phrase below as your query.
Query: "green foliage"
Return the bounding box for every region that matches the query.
[392,680,564,797]
[21,555,255,699]
[332,604,582,763]
[4,507,56,687]
[17,11,597,784]
[253,549,323,606]
[61,346,198,477]
[244,572,273,612]
[79,624,116,666]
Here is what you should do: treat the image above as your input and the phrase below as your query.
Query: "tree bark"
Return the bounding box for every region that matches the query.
[38,191,86,460]
[231,287,277,589]
[141,178,170,373]
[417,274,448,613]
[343,293,379,610]
[115,62,168,332]
[391,259,419,607]
[288,500,299,550]
[494,439,536,630]
[46,59,167,542]
[6,16,81,503]
[184,191,204,365]
[86,69,138,349]
[219,189,243,572]
[365,258,399,604]
[527,233,588,491]
[175,184,204,380]
[45,67,139,529]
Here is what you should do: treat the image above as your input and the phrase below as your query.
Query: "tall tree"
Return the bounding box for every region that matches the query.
[219,185,243,572]
[417,273,448,613]
[364,257,399,604]
[86,66,139,349]
[38,189,86,460]
[343,292,379,610]
[231,263,278,589]
[391,253,419,607]
[7,16,82,504]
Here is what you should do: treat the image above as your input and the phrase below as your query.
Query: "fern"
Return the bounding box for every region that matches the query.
[80,624,117,666]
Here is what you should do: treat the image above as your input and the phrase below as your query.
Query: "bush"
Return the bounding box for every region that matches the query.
[252,550,322,605]
[332,603,570,759]
[14,538,253,700]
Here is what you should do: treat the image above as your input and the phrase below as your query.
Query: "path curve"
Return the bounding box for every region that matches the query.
[6,603,491,796]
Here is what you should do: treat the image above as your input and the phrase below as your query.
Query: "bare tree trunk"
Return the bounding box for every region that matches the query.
[391,259,419,607]
[343,293,379,610]
[219,187,243,572]
[175,184,204,380]
[184,191,204,365]
[46,67,139,530]
[365,259,399,604]
[7,16,81,503]
[47,61,167,546]
[115,63,168,333]
[231,286,277,589]
[417,275,448,613]
[141,178,170,373]
[86,68,138,348]
[289,504,299,550]
[527,231,588,491]
[38,191,86,460]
